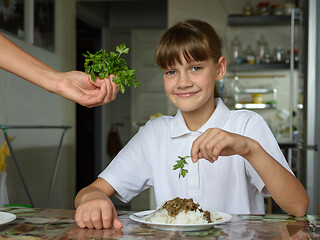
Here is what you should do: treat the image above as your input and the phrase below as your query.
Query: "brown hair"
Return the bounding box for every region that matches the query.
[156,19,222,69]
[156,19,222,97]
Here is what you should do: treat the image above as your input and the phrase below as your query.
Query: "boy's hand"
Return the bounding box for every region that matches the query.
[75,192,122,229]
[191,128,253,163]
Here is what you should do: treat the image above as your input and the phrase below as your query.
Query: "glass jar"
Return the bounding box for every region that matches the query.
[243,1,254,16]
[273,47,285,63]
[231,35,243,64]
[284,2,296,16]
[244,44,255,64]
[256,1,270,16]
[256,35,268,64]
[286,49,299,67]
[252,93,263,104]
[262,47,271,63]
[271,4,286,15]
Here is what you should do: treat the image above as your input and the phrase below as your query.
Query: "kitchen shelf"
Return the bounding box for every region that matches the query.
[237,88,277,94]
[228,63,292,72]
[228,14,298,26]
[235,103,277,110]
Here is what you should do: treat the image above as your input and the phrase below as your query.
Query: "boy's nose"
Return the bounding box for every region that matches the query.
[177,73,192,88]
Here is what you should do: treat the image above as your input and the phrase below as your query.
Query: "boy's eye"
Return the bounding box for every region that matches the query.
[191,66,202,71]
[165,70,176,75]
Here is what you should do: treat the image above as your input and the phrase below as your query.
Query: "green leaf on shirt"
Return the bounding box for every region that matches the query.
[173,156,190,178]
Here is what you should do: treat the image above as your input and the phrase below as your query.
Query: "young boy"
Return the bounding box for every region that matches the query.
[74,19,309,229]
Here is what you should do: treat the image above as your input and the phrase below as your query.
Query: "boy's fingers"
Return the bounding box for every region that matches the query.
[101,207,113,229]
[82,211,94,229]
[191,133,207,162]
[75,210,86,228]
[112,207,123,229]
[91,210,103,229]
[113,217,123,229]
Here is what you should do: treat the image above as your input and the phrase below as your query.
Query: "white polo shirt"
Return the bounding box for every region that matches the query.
[99,98,292,214]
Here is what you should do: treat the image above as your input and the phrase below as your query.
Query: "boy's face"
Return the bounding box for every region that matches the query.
[162,55,225,114]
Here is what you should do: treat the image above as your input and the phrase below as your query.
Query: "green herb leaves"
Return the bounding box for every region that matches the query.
[173,156,190,178]
[83,43,139,94]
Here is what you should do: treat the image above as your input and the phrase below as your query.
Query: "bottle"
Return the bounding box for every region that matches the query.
[286,49,299,67]
[252,93,263,103]
[284,1,296,15]
[243,1,254,16]
[244,44,255,64]
[273,47,285,63]
[262,46,271,63]
[256,1,270,16]
[256,35,268,64]
[231,35,243,64]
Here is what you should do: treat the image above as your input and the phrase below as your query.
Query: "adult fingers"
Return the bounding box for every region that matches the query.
[103,77,119,103]
[84,80,114,108]
[110,80,120,100]
[107,74,120,101]
[93,75,104,87]
[78,84,106,108]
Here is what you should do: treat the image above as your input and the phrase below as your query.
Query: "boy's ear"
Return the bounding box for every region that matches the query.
[216,56,226,80]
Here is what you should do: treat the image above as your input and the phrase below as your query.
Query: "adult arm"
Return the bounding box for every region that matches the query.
[191,128,309,217]
[0,33,119,107]
[75,177,123,229]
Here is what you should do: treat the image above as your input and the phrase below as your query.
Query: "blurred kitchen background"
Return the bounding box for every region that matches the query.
[0,0,319,214]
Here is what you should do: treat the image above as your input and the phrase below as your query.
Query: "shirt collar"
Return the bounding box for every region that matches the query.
[169,98,230,138]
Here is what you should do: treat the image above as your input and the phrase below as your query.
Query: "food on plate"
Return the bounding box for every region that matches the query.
[146,197,222,224]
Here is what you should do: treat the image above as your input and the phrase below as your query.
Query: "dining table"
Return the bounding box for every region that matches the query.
[0,206,319,239]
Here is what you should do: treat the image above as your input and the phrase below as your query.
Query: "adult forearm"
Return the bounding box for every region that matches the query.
[0,33,58,91]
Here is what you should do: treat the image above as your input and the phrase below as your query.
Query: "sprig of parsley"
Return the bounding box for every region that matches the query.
[83,43,139,94]
[173,156,190,178]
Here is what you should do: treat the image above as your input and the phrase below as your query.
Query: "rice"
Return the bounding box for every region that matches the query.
[147,208,222,224]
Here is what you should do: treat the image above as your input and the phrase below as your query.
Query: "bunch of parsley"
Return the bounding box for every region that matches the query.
[83,44,139,94]
[173,156,190,178]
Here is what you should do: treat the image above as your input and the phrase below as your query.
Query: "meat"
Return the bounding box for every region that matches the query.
[163,197,212,223]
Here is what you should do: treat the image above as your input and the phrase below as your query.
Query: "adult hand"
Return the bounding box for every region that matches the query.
[75,191,123,229]
[190,128,252,163]
[55,71,119,108]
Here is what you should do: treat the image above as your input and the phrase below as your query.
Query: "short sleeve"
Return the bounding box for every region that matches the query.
[98,124,154,203]
[243,113,293,194]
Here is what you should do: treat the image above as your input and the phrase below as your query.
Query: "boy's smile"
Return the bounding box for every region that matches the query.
[176,90,200,98]
[162,55,225,129]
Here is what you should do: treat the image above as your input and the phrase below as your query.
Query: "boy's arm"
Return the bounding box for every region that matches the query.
[243,140,309,217]
[191,128,309,217]
[75,177,123,229]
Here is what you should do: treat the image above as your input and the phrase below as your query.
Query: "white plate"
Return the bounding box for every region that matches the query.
[130,210,232,231]
[0,212,16,225]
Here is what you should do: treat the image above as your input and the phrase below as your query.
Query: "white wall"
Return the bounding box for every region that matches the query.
[0,0,77,209]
